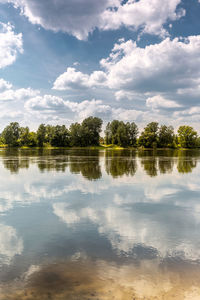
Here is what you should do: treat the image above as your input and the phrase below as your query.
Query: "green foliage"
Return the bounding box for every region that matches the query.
[0,119,199,149]
[178,125,198,148]
[105,120,138,147]
[27,132,37,147]
[82,116,103,146]
[1,122,20,146]
[158,125,175,148]
[70,117,103,147]
[45,125,54,144]
[196,137,200,148]
[126,122,139,146]
[19,126,37,147]
[69,122,84,146]
[105,122,112,144]
[0,136,5,145]
[138,122,159,148]
[19,127,29,146]
[37,124,46,147]
[51,125,70,147]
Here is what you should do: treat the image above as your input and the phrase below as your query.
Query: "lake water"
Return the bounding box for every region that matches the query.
[0,148,200,299]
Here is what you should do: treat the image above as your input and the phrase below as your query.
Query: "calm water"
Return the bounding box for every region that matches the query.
[0,148,200,299]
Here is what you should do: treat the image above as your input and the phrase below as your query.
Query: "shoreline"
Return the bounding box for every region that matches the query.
[0,145,200,150]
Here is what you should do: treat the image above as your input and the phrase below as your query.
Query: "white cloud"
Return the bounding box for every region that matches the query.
[173,106,200,118]
[0,78,12,91]
[0,110,23,120]
[115,90,136,101]
[0,22,23,68]
[100,0,185,37]
[53,67,90,90]
[177,81,200,98]
[1,0,120,40]
[146,95,181,110]
[25,95,111,120]
[1,0,184,40]
[0,87,39,101]
[25,92,150,124]
[25,93,175,125]
[53,35,200,107]
[66,99,111,120]
[53,67,107,91]
[25,95,66,111]
[100,36,200,95]
[112,107,144,122]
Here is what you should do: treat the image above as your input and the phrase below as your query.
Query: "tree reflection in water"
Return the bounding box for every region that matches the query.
[105,150,137,177]
[0,148,199,178]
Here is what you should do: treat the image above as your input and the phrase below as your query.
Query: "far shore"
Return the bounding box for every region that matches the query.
[0,144,199,150]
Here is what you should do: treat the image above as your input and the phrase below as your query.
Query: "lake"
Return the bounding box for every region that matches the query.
[0,148,200,299]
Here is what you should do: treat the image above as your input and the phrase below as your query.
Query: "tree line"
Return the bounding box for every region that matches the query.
[0,117,199,148]
[105,120,199,148]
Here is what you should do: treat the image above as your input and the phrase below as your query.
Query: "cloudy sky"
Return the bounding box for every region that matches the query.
[0,0,200,131]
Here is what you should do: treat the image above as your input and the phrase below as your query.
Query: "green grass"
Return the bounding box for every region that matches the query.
[0,144,199,150]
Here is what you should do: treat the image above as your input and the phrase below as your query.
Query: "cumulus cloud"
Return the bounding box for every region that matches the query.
[146,95,182,110]
[53,67,107,90]
[112,108,144,122]
[46,16,200,126]
[173,107,200,119]
[25,92,150,123]
[25,95,111,120]
[1,0,120,40]
[0,87,39,101]
[100,0,185,37]
[100,36,200,95]
[0,78,12,91]
[0,110,23,120]
[53,35,200,103]
[25,95,66,111]
[115,90,136,101]
[0,0,184,39]
[0,22,23,68]
[66,99,111,120]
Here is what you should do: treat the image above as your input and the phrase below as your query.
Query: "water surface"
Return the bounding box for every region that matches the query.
[0,148,200,299]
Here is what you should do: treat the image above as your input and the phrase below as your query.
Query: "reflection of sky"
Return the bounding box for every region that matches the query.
[0,223,23,265]
[1,150,200,276]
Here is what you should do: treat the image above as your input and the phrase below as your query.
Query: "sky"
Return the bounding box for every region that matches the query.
[0,0,200,132]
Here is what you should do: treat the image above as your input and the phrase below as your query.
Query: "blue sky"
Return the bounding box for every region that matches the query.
[0,0,200,131]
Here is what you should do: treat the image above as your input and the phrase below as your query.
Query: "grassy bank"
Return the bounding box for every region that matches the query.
[0,144,199,150]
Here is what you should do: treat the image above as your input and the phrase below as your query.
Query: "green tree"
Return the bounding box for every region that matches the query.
[45,125,54,144]
[158,125,175,148]
[138,122,159,148]
[27,132,37,147]
[37,124,46,147]
[1,122,20,146]
[81,116,103,146]
[105,121,138,147]
[19,126,30,146]
[126,122,138,146]
[51,125,70,147]
[116,122,127,147]
[110,120,121,144]
[105,122,112,144]
[177,125,198,148]
[69,122,84,146]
